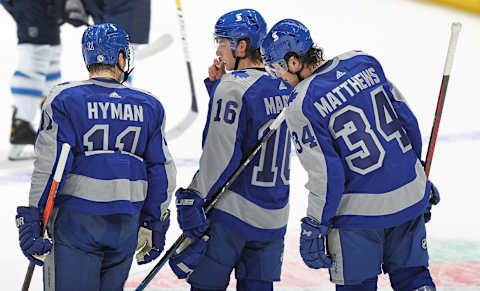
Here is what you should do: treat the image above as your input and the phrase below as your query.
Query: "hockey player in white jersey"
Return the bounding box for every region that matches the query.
[1,0,151,160]
[14,23,176,290]
[168,9,293,291]
[261,19,440,291]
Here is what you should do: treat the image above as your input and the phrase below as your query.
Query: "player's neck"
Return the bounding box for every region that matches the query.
[89,69,122,82]
[299,60,327,80]
[236,58,263,70]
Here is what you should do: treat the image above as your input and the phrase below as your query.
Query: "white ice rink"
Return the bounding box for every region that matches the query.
[1,0,479,290]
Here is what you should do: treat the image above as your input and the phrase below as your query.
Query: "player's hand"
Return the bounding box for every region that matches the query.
[299,217,331,269]
[136,210,170,264]
[176,188,210,239]
[169,235,209,279]
[16,206,53,266]
[208,58,226,81]
[424,181,440,223]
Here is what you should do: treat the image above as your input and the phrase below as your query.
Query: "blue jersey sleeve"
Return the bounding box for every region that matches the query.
[387,82,423,159]
[142,103,177,219]
[29,84,76,210]
[285,90,345,226]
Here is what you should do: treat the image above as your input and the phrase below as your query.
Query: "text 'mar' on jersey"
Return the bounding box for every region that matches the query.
[30,78,176,220]
[285,51,429,229]
[190,69,293,242]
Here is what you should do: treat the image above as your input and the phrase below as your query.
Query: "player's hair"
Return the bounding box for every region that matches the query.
[87,63,116,74]
[239,38,262,64]
[284,43,324,67]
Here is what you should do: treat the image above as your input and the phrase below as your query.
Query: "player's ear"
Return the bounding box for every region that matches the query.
[235,39,248,58]
[286,55,301,73]
[118,51,126,69]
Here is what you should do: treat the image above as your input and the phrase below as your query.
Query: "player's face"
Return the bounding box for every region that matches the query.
[214,38,235,70]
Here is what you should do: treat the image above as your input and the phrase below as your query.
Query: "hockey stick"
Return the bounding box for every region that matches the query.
[136,34,174,61]
[164,0,199,141]
[21,143,71,291]
[424,22,461,178]
[135,111,287,291]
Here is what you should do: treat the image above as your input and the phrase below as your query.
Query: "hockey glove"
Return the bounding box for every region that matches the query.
[15,206,53,266]
[424,181,440,223]
[169,235,209,279]
[299,217,332,269]
[176,188,210,238]
[136,209,170,265]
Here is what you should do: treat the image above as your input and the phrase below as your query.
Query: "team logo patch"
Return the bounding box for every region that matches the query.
[422,238,428,249]
[302,229,312,237]
[336,71,346,79]
[28,26,39,38]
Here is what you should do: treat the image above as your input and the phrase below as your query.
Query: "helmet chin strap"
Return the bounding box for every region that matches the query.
[116,62,135,84]
[233,53,246,71]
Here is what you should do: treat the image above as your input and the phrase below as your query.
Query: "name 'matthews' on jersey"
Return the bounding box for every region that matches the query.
[285,51,428,230]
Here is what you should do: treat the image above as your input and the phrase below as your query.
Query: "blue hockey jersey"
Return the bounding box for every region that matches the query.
[29,78,176,220]
[189,68,292,242]
[285,51,429,229]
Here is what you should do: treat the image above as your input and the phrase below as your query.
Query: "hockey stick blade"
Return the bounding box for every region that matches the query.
[165,110,198,140]
[135,110,286,290]
[136,34,174,61]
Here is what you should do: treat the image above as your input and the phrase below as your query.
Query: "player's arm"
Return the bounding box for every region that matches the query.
[18,85,76,265]
[142,104,177,220]
[29,86,76,210]
[189,80,246,200]
[387,81,423,159]
[285,93,345,226]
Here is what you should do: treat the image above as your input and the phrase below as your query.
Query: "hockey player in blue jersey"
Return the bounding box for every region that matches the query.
[261,19,439,291]
[168,9,293,291]
[14,23,176,290]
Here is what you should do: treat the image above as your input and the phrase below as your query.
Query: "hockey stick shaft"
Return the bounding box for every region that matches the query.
[135,111,287,291]
[164,0,198,141]
[424,22,461,178]
[176,0,198,113]
[21,143,71,291]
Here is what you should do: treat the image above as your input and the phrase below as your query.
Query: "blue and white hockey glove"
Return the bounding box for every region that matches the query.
[169,235,209,279]
[176,188,210,239]
[299,217,332,269]
[424,181,440,223]
[136,209,170,265]
[15,206,53,266]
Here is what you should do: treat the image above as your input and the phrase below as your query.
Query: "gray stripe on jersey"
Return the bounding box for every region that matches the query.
[29,82,79,207]
[60,174,148,202]
[43,208,58,291]
[190,70,265,198]
[336,160,426,216]
[286,77,329,223]
[88,79,127,89]
[390,81,412,109]
[327,229,345,285]
[160,113,177,214]
[214,189,290,229]
[304,50,370,78]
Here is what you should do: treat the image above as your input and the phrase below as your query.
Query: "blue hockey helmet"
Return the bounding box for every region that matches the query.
[261,19,312,77]
[214,9,267,50]
[81,23,132,67]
